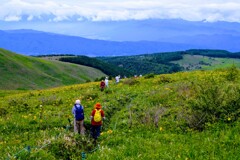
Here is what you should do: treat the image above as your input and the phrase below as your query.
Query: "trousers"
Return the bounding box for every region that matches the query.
[73,119,85,135]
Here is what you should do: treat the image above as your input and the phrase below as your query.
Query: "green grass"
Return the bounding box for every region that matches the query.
[0,48,106,90]
[0,90,29,97]
[171,54,240,71]
[88,124,240,160]
[0,67,239,159]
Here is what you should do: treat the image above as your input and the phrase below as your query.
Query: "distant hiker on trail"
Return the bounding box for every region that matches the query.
[72,99,85,135]
[115,75,120,84]
[105,77,109,87]
[90,103,105,141]
[100,80,106,91]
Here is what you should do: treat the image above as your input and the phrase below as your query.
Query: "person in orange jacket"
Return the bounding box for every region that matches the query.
[90,102,105,140]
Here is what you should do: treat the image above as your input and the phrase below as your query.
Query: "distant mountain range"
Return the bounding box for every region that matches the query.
[1,19,240,56]
[0,29,199,56]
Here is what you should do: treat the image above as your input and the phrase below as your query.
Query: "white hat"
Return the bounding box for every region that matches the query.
[75,99,81,104]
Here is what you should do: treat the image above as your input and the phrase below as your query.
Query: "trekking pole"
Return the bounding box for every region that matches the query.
[66,118,72,131]
[81,152,86,160]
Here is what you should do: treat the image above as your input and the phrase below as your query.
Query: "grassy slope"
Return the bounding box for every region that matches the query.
[171,54,240,70]
[0,48,106,90]
[0,68,239,159]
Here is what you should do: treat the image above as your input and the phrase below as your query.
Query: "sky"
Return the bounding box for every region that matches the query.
[1,0,240,40]
[1,0,240,22]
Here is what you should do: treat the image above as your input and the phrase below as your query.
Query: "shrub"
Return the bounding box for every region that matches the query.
[185,77,240,130]
[225,65,239,81]
[158,75,173,83]
[123,78,140,86]
[144,73,155,79]
[46,134,96,159]
[85,79,91,83]
[0,107,8,116]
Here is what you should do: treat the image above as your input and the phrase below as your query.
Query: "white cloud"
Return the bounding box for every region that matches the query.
[4,15,22,21]
[0,0,240,22]
[27,15,33,21]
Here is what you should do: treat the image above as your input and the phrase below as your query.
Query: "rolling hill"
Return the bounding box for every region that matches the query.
[171,54,240,71]
[98,49,240,75]
[0,48,106,90]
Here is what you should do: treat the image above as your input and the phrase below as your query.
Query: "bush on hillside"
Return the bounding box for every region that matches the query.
[225,65,239,81]
[123,78,140,86]
[185,76,240,130]
[144,73,155,79]
[157,75,173,83]
[0,107,8,116]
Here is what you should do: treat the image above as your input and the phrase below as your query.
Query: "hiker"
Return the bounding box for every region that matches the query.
[72,99,85,135]
[115,75,120,84]
[105,77,109,87]
[100,80,105,91]
[90,102,105,141]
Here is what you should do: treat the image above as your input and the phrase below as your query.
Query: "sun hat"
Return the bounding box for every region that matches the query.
[75,99,81,104]
[95,102,102,109]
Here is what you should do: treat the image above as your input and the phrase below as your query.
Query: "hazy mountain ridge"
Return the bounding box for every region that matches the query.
[0,19,240,56]
[0,29,200,56]
[1,19,240,56]
[3,28,239,57]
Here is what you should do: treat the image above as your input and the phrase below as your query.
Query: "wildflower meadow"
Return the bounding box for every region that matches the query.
[0,66,239,159]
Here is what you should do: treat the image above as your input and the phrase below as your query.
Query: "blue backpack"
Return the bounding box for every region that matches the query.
[74,105,84,121]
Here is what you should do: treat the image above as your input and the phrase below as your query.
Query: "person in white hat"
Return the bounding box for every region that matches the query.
[72,99,85,135]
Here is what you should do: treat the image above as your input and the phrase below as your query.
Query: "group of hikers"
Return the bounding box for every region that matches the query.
[72,99,105,141]
[100,77,109,91]
[72,76,123,141]
[100,76,121,91]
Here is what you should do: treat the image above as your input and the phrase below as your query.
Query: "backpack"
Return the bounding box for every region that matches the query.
[93,109,102,122]
[75,105,84,121]
[100,81,105,88]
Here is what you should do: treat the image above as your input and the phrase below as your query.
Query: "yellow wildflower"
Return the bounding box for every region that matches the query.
[107,130,113,134]
[159,127,163,131]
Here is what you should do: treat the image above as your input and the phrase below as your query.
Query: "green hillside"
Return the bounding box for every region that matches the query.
[171,54,240,70]
[98,49,240,75]
[0,67,239,159]
[98,52,183,75]
[58,55,133,77]
[37,49,240,77]
[0,48,106,90]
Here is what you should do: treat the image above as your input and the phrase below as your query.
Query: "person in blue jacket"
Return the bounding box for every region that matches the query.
[72,99,85,135]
